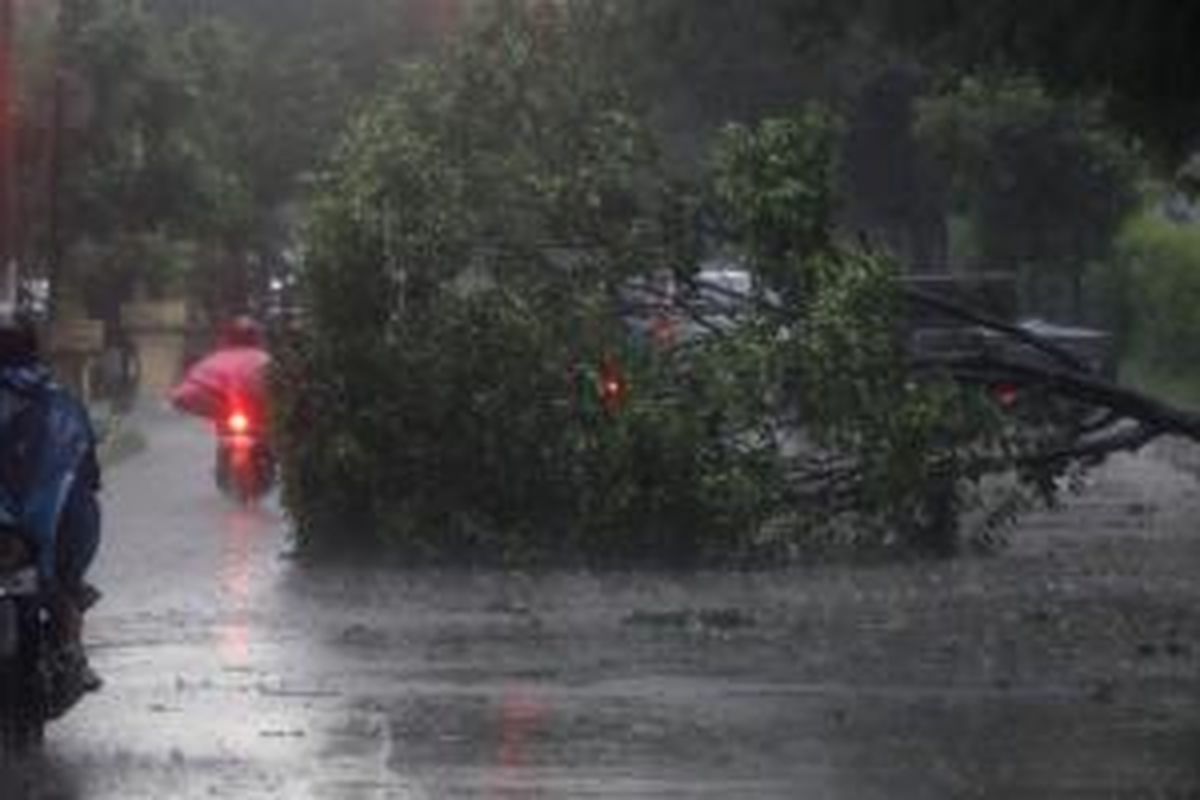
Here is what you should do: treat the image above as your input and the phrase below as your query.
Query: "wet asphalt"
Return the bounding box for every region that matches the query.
[1,411,1198,798]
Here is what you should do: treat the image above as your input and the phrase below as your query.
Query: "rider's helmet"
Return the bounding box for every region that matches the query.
[218,315,265,349]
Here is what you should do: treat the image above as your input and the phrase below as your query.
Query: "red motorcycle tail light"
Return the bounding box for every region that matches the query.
[993,383,1020,409]
[598,354,629,415]
[228,412,250,433]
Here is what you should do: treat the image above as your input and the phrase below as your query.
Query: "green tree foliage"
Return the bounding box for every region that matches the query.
[139,0,452,319]
[863,0,1200,166]
[170,19,256,235]
[914,76,1141,317]
[710,110,839,302]
[62,0,197,240]
[149,0,448,203]
[711,115,1038,556]
[27,0,258,319]
[622,0,1200,155]
[1107,213,1200,372]
[616,1,824,129]
[276,2,1048,563]
[715,0,1199,166]
[276,2,787,562]
[168,17,285,318]
[32,0,338,322]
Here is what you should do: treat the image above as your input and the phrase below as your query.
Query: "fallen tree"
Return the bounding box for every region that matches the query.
[275,3,1192,563]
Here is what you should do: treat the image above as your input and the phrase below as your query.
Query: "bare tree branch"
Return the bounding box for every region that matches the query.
[901,287,1094,374]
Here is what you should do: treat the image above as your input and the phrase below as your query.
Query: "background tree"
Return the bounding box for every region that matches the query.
[840,64,949,271]
[141,0,450,322]
[774,0,1200,167]
[43,0,227,325]
[914,75,1141,321]
[35,0,381,326]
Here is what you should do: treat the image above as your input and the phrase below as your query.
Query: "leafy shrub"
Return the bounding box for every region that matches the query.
[1112,212,1200,370]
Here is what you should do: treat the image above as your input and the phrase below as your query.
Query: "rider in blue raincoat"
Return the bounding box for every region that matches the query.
[0,314,101,691]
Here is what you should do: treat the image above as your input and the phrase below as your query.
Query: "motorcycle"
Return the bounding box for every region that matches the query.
[168,344,274,505]
[213,404,275,505]
[0,385,98,754]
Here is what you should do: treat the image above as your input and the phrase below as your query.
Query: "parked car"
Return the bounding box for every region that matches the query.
[619,259,766,348]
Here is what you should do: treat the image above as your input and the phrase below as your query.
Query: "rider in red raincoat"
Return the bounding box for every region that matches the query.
[170,317,274,498]
[170,316,270,424]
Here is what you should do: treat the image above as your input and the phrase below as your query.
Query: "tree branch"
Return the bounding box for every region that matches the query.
[901,286,1093,374]
[914,353,1200,441]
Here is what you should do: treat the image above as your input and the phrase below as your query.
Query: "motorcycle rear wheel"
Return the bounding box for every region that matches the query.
[222,447,274,506]
[0,607,46,755]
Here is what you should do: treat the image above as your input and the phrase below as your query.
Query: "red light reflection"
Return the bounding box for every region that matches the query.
[218,509,259,666]
[489,688,549,798]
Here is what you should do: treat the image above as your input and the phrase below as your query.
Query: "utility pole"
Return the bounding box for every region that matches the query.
[46,0,72,323]
[0,0,17,312]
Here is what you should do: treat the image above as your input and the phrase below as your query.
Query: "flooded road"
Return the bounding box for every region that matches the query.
[3,411,1198,798]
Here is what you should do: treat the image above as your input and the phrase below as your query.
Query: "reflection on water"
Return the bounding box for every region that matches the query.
[217,507,270,667]
[489,688,549,799]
